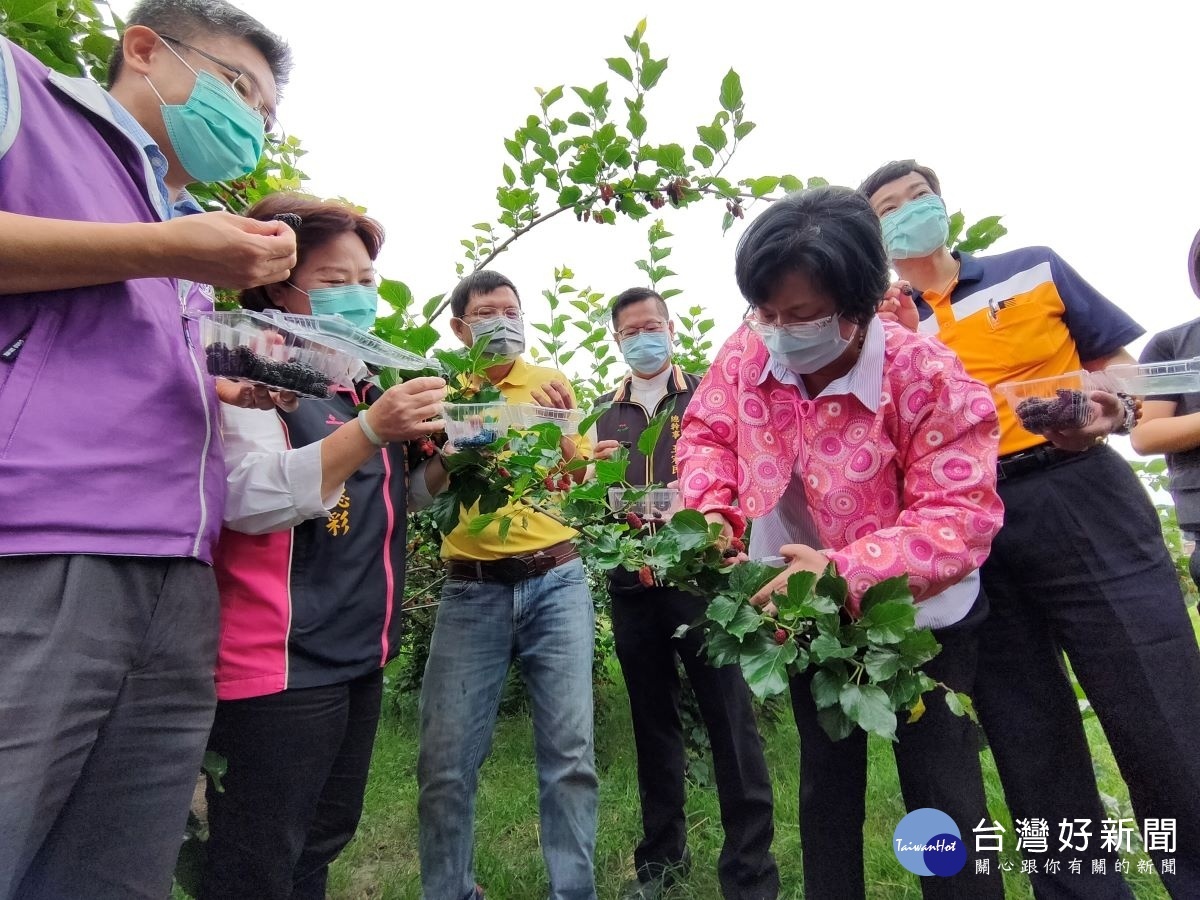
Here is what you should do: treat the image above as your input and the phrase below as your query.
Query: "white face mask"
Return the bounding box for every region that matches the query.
[750,314,853,374]
[469,316,525,359]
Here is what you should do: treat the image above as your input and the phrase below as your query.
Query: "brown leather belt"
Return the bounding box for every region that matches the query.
[446,540,580,584]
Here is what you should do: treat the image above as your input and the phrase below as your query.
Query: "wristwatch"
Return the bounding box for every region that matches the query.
[1111,392,1139,436]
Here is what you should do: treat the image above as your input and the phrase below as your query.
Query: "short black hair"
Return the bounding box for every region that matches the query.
[734,186,889,327]
[108,0,292,91]
[857,159,942,203]
[610,287,669,329]
[449,270,521,318]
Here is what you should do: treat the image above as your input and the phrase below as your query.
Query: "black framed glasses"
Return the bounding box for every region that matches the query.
[160,35,280,136]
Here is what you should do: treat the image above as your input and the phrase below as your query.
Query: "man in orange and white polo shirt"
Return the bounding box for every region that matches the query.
[861,160,1200,900]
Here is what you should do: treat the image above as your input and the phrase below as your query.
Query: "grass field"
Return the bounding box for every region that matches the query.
[325,656,1176,900]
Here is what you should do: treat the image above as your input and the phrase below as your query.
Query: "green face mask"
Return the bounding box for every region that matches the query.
[146,43,265,183]
[299,284,380,331]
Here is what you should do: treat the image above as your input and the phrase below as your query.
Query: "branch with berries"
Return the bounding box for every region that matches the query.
[430,410,975,741]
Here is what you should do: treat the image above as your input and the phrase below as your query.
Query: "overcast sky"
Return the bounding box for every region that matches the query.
[115,0,1200,367]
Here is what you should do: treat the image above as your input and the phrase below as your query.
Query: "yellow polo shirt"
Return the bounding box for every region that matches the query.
[441,357,589,561]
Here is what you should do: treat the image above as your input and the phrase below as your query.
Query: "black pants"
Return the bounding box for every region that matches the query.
[976,445,1200,900]
[612,586,779,900]
[789,595,1002,900]
[201,668,384,900]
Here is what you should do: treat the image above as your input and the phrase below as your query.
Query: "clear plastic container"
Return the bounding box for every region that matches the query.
[997,370,1097,433]
[1105,357,1200,396]
[608,487,682,522]
[265,311,441,377]
[515,404,585,435]
[443,402,512,449]
[190,309,360,399]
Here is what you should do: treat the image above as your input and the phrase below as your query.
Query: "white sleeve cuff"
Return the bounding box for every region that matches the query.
[284,439,342,518]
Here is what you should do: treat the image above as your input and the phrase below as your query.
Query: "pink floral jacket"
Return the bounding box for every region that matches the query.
[678,321,1004,608]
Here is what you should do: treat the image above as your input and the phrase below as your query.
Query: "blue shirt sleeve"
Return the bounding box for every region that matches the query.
[1050,250,1144,362]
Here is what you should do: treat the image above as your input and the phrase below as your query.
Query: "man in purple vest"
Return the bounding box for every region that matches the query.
[0,2,297,897]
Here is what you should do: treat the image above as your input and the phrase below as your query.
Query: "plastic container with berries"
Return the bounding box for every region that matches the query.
[997,370,1100,434]
[607,487,682,522]
[514,404,585,435]
[443,402,513,449]
[190,309,361,399]
[266,311,442,379]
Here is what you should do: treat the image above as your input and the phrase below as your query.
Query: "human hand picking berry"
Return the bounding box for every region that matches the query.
[876,281,919,331]
[750,544,831,617]
[530,380,575,410]
[364,377,447,444]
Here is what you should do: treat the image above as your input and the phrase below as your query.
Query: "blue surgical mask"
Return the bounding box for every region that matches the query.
[753,315,854,374]
[146,42,265,183]
[295,283,379,330]
[620,331,672,375]
[881,194,949,260]
[470,316,526,359]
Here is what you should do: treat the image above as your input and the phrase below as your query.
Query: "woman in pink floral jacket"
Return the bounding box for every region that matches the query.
[678,187,1005,899]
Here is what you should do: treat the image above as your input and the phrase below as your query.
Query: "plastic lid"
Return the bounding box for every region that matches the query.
[262,311,441,373]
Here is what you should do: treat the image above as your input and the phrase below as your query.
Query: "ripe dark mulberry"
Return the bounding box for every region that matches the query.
[1014,389,1093,433]
[774,629,788,645]
[625,512,643,529]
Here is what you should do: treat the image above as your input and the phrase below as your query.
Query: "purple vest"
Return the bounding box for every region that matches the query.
[0,38,224,562]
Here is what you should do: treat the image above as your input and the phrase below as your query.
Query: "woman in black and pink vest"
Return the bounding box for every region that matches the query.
[201,194,446,900]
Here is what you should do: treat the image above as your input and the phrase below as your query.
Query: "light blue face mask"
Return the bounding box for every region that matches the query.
[146,42,265,183]
[754,315,854,374]
[297,284,379,331]
[620,331,672,375]
[881,194,949,260]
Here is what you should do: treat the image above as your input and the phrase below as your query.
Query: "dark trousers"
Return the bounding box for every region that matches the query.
[0,555,219,900]
[612,586,779,900]
[789,596,1002,900]
[976,445,1200,900]
[201,668,384,900]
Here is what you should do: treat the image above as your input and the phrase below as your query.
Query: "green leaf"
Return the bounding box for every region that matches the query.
[810,668,846,710]
[539,84,564,108]
[606,57,634,82]
[697,124,727,153]
[809,633,859,664]
[840,682,898,741]
[740,631,798,700]
[5,0,58,26]
[726,603,764,641]
[202,751,228,793]
[859,575,913,615]
[779,173,804,193]
[557,185,584,207]
[640,56,669,90]
[955,214,1008,254]
[635,410,670,457]
[421,293,446,321]
[863,647,903,681]
[895,628,941,667]
[704,628,743,668]
[501,164,516,187]
[706,595,741,627]
[945,210,966,247]
[719,69,744,112]
[567,111,591,128]
[946,691,979,724]
[727,560,783,599]
[593,457,629,485]
[862,600,916,644]
[377,278,414,310]
[467,512,498,536]
[627,108,647,140]
[773,570,815,618]
[816,705,855,742]
[746,175,780,198]
[665,509,714,553]
[692,145,715,168]
[733,120,756,140]
[647,143,686,174]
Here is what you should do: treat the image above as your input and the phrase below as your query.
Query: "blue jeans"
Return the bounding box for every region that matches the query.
[417,559,598,900]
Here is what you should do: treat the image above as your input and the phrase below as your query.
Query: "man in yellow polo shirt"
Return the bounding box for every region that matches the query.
[861,160,1200,899]
[410,270,597,900]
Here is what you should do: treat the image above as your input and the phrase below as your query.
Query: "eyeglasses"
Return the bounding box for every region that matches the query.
[746,313,837,338]
[464,307,523,321]
[160,35,281,137]
[616,320,668,341]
